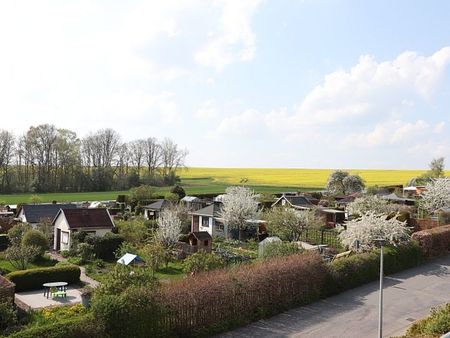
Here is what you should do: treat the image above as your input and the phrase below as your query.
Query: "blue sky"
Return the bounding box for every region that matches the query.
[1,0,449,169]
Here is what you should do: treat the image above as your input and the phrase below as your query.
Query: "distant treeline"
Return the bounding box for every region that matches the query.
[0,124,187,193]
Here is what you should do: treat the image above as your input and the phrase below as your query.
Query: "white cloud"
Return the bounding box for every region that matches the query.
[195,0,263,70]
[195,99,219,119]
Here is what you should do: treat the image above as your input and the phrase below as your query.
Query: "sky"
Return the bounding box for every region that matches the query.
[1,0,449,169]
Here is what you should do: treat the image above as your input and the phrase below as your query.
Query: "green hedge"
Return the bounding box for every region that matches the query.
[328,242,424,294]
[85,233,124,261]
[412,224,450,257]
[6,265,80,292]
[7,316,105,338]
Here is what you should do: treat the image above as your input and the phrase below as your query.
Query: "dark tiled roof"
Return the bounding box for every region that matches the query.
[20,204,77,223]
[285,196,313,206]
[190,231,212,241]
[191,203,221,217]
[57,208,114,229]
[143,200,170,211]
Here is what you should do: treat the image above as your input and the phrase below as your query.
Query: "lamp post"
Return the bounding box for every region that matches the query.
[374,238,386,338]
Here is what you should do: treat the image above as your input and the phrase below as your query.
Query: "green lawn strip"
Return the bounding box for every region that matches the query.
[0,255,57,274]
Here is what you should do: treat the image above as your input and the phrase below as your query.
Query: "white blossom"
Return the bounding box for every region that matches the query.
[338,211,410,251]
[420,178,450,214]
[156,208,182,248]
[219,186,259,240]
[347,195,389,216]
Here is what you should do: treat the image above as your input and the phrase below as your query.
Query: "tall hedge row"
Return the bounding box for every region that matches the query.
[6,265,81,292]
[85,234,124,260]
[412,224,450,257]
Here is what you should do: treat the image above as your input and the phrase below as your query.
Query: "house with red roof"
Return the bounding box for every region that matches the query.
[52,208,115,251]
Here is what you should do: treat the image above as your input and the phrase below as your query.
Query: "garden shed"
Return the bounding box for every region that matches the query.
[187,231,212,253]
[258,236,281,257]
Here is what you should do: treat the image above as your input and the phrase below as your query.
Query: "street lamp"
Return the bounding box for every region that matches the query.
[373,238,386,338]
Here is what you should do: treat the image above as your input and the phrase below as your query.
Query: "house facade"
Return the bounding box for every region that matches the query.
[53,208,114,251]
[143,200,171,220]
[191,203,226,237]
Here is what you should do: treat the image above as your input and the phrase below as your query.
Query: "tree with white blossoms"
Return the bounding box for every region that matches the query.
[156,208,182,248]
[219,186,259,241]
[420,178,450,214]
[338,212,410,251]
[347,195,389,217]
[326,170,365,195]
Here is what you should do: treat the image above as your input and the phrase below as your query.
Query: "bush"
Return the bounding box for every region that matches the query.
[0,299,17,335]
[328,242,424,294]
[77,242,94,264]
[60,250,71,258]
[182,250,225,274]
[412,224,450,257]
[405,303,450,337]
[0,234,9,251]
[261,241,303,259]
[7,315,106,338]
[22,229,49,256]
[85,233,124,261]
[6,265,81,292]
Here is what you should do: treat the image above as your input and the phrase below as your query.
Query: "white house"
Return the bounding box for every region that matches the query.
[53,208,114,251]
[190,203,226,237]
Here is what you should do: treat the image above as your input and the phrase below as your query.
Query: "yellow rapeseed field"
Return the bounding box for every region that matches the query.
[180,167,449,188]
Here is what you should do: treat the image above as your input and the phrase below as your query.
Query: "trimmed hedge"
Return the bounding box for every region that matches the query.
[328,242,424,294]
[85,233,124,261]
[412,224,450,257]
[7,315,105,338]
[6,265,80,292]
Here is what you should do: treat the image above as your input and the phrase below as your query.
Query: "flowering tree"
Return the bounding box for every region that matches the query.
[338,212,410,251]
[420,178,450,214]
[219,186,259,241]
[156,208,182,248]
[347,195,389,217]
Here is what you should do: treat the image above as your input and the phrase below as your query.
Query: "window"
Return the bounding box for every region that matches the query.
[204,240,209,246]
[202,217,210,227]
[61,231,69,244]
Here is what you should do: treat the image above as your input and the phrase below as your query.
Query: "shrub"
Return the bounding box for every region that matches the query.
[6,265,81,292]
[22,229,49,256]
[182,250,225,274]
[328,242,424,294]
[7,315,106,338]
[77,242,94,264]
[160,252,327,336]
[0,299,17,335]
[85,233,124,261]
[60,250,70,258]
[261,241,303,259]
[412,224,450,257]
[0,234,9,251]
[405,303,450,337]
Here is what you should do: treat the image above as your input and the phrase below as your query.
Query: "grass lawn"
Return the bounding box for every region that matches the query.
[85,260,185,284]
[0,255,57,274]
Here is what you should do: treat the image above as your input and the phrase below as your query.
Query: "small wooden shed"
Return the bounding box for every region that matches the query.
[188,231,212,253]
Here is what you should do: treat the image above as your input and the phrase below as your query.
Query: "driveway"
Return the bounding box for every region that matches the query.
[217,255,450,338]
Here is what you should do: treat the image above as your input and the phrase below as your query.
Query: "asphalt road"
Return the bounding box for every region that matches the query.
[217,255,450,338]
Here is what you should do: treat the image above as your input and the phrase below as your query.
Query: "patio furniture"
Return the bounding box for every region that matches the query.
[43,282,68,298]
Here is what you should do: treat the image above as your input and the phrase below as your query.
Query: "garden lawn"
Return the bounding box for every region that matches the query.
[0,255,57,274]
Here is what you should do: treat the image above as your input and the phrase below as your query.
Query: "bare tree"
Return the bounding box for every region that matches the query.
[0,130,15,191]
[144,137,161,176]
[160,138,187,178]
[129,139,146,174]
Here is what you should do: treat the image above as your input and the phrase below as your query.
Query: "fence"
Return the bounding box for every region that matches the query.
[297,229,342,249]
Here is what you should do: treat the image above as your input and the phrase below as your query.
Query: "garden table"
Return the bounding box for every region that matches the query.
[43,282,68,298]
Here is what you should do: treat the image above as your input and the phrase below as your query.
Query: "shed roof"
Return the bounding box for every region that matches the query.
[117,253,144,265]
[181,196,201,202]
[54,208,114,229]
[191,203,222,217]
[143,200,170,211]
[19,203,77,223]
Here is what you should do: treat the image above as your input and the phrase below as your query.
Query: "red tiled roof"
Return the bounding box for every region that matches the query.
[60,208,114,229]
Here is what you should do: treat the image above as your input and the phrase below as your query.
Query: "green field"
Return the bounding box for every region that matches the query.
[0,167,447,204]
